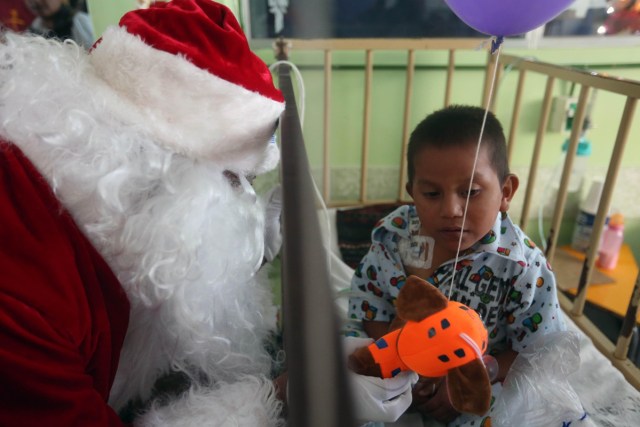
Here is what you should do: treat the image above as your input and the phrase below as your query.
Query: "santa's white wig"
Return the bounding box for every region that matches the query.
[0,32,282,426]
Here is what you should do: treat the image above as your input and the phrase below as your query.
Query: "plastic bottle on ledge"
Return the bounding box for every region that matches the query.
[548,137,591,220]
[562,137,591,214]
[597,213,624,270]
[571,177,604,253]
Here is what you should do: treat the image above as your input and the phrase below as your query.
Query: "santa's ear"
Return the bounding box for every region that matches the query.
[396,275,448,322]
[446,358,492,416]
[347,346,382,378]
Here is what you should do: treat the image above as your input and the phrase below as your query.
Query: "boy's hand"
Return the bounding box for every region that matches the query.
[411,376,460,423]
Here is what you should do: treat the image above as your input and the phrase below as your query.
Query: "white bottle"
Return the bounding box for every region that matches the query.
[547,137,591,220]
[571,177,604,253]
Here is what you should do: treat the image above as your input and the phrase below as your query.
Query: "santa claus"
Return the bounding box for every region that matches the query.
[0,0,286,425]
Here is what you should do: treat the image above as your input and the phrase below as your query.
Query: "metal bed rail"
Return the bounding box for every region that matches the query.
[277,60,356,426]
[274,38,492,206]
[494,53,640,389]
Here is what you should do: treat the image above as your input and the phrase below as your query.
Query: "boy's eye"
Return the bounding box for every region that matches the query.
[462,188,481,197]
[422,191,440,198]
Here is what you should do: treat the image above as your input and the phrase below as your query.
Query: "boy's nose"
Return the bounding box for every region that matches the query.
[440,195,464,218]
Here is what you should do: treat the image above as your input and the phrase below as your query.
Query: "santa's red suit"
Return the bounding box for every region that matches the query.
[0,1,285,425]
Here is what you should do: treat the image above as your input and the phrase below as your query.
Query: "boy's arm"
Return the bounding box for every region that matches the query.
[363,320,393,341]
[504,249,565,356]
[363,313,407,340]
[491,348,519,383]
[347,242,398,338]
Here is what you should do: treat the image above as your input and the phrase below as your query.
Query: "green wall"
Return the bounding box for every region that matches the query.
[86,0,133,36]
[257,45,640,171]
[87,0,242,37]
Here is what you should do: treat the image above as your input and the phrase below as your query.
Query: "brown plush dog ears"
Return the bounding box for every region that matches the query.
[398,276,492,417]
[447,358,492,416]
[349,275,492,417]
[347,344,383,378]
[395,275,448,322]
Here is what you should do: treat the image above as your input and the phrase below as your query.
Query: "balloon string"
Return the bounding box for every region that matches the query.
[491,36,504,54]
[446,40,502,301]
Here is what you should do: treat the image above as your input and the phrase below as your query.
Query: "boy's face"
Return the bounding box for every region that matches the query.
[406,142,518,261]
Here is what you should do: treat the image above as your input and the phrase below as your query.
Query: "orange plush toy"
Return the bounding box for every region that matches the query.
[348,275,492,416]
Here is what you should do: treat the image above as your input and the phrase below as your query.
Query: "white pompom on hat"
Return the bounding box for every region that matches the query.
[89,0,284,174]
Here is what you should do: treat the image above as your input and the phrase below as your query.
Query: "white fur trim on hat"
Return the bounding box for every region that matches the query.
[89,26,284,174]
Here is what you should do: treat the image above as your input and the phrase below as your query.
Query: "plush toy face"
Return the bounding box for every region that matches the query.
[348,275,492,416]
[397,300,488,378]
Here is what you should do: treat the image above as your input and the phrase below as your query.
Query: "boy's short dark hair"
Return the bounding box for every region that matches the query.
[406,105,510,184]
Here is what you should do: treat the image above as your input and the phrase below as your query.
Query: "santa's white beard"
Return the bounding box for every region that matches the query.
[0,34,280,422]
[104,165,278,411]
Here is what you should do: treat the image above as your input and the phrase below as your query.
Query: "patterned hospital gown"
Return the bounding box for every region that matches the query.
[345,205,567,426]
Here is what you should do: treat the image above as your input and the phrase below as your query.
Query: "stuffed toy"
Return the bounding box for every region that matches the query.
[0,0,285,425]
[348,275,492,416]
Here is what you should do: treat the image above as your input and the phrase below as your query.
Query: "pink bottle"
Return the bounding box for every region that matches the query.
[596,213,624,270]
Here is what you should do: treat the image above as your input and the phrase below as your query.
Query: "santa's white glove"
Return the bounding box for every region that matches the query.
[263,184,282,262]
[343,337,418,424]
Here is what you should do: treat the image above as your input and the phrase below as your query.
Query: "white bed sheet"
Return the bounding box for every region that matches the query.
[319,208,640,426]
[563,315,640,427]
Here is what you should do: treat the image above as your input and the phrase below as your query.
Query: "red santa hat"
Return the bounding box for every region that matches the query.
[89,0,284,173]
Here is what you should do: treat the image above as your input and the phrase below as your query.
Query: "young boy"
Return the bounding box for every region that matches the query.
[346,105,566,425]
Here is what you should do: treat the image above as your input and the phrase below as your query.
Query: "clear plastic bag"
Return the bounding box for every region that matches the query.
[491,331,592,427]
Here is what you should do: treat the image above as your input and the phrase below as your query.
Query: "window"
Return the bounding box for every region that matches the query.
[248,0,485,38]
[245,0,640,41]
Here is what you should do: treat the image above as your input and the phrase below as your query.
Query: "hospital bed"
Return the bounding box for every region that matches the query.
[270,38,640,427]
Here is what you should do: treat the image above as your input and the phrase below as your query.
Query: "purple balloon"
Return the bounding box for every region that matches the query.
[445,0,575,37]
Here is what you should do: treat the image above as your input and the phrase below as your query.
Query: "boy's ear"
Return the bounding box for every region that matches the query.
[500,174,519,212]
